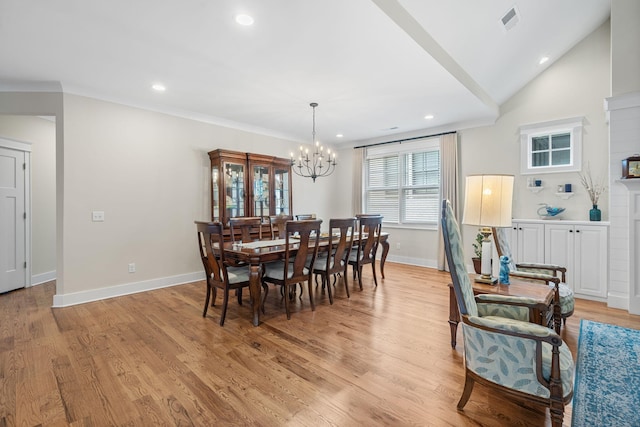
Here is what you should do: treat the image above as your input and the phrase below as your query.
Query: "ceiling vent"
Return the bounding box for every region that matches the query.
[500,6,520,32]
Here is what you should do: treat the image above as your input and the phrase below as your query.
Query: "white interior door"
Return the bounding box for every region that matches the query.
[0,145,27,292]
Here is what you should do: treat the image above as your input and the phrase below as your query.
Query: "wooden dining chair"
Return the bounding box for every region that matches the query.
[295,214,316,220]
[269,214,291,239]
[262,219,322,319]
[312,218,356,303]
[195,221,250,326]
[348,215,383,289]
[229,216,267,243]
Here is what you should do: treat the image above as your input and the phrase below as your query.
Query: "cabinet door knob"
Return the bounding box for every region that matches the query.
[576,229,580,233]
[569,230,573,233]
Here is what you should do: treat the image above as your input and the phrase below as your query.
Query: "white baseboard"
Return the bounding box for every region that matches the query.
[385,255,438,269]
[31,270,56,286]
[52,271,205,308]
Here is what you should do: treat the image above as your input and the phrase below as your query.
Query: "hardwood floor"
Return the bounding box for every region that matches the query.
[1,263,639,426]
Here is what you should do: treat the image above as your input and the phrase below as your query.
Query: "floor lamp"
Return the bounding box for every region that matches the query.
[462,175,514,284]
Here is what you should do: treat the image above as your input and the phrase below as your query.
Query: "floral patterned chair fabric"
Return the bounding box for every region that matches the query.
[441,200,574,427]
[492,226,575,332]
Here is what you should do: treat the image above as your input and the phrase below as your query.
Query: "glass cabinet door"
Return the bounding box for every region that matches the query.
[274,167,290,215]
[211,166,220,220]
[224,162,245,219]
[252,165,270,218]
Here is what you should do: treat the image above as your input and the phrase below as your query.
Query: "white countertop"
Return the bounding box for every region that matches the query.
[512,218,610,226]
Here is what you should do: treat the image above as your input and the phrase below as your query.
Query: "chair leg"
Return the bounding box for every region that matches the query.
[343,266,350,298]
[220,288,230,326]
[325,273,333,305]
[203,283,212,317]
[549,402,565,427]
[371,261,378,287]
[261,283,269,314]
[357,266,363,290]
[237,288,243,305]
[457,374,475,410]
[284,285,292,320]
[307,280,316,311]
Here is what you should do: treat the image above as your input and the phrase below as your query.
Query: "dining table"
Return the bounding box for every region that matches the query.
[223,232,390,326]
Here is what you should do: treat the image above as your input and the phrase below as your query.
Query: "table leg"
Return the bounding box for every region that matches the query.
[448,286,460,349]
[249,262,262,326]
[380,239,390,279]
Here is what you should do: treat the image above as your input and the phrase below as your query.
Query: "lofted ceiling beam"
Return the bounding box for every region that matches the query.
[372,0,499,116]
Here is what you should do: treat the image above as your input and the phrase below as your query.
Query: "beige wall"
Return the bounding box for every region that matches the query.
[461,20,610,221]
[0,115,56,278]
[611,0,640,96]
[60,94,337,295]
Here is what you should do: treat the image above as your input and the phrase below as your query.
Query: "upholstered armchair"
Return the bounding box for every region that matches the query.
[441,200,574,427]
[492,226,575,332]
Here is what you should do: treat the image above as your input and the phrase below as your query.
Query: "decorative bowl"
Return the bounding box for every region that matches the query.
[537,204,565,218]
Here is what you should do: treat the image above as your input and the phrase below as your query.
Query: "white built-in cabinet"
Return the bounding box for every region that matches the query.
[507,221,545,264]
[507,219,609,301]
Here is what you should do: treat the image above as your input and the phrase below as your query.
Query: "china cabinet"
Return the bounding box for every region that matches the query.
[209,149,292,225]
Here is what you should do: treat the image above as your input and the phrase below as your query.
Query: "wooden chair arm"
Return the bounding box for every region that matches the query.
[509,270,561,286]
[515,263,567,282]
[476,293,545,310]
[465,314,563,346]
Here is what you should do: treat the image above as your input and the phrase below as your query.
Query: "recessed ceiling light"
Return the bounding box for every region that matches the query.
[336,134,343,138]
[424,114,434,120]
[539,56,549,65]
[152,83,166,92]
[235,14,254,26]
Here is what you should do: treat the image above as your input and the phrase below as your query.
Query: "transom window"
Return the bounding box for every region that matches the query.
[364,138,440,225]
[520,117,583,174]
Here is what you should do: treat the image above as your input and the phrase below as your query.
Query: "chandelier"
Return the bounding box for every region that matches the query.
[290,102,337,182]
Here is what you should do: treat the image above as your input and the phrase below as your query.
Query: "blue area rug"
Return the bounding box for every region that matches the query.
[572,320,640,427]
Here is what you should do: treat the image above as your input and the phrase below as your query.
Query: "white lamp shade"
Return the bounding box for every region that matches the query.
[462,175,514,227]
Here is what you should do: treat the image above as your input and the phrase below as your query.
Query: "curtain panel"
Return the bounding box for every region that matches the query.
[438,132,459,270]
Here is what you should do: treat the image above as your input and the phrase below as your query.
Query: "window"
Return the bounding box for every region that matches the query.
[364,138,440,225]
[520,117,584,174]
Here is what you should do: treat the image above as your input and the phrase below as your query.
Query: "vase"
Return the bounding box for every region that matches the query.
[589,204,601,221]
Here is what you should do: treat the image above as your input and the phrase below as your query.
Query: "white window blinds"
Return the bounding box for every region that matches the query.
[364,137,441,225]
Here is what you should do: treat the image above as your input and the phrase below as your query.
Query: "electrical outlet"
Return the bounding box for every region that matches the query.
[128,263,136,273]
[396,242,401,249]
[92,211,105,222]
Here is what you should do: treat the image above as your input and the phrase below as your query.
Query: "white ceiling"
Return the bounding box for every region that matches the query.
[0,0,610,146]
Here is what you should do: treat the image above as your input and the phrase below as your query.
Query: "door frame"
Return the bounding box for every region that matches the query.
[0,136,32,288]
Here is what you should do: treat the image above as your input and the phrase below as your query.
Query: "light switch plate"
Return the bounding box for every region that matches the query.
[92,211,105,222]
